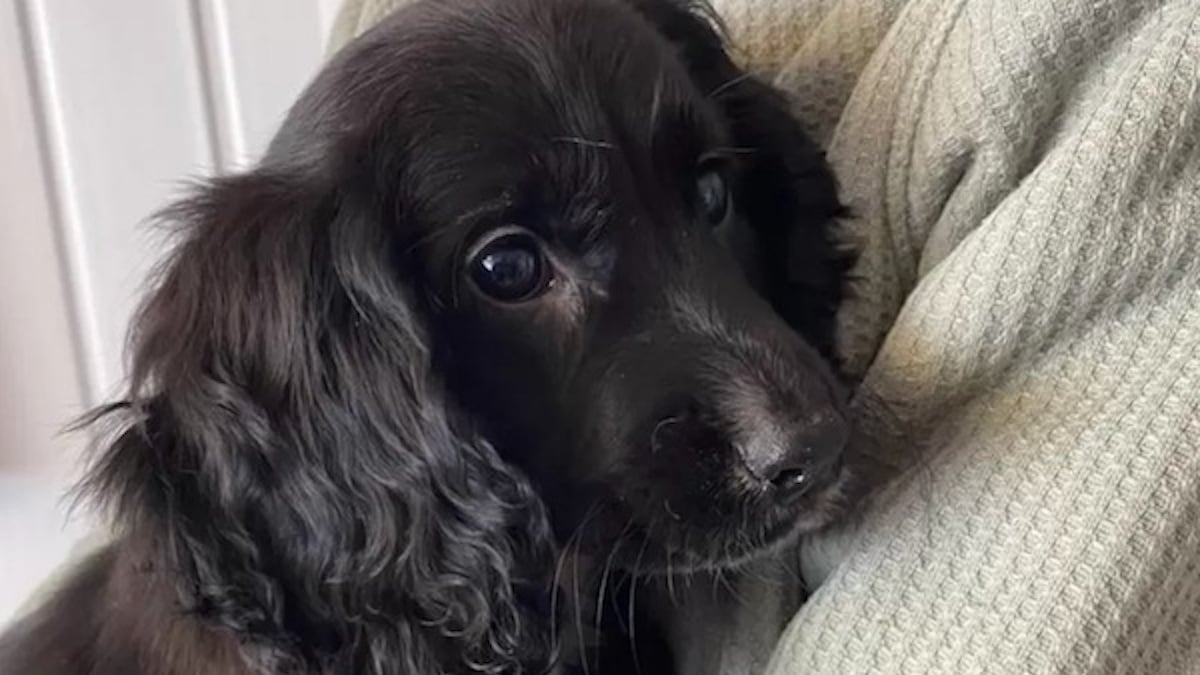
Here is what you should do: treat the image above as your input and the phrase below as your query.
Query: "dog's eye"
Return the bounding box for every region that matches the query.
[696,167,732,227]
[469,230,550,302]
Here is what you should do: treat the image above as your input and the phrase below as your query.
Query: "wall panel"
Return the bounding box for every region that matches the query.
[1,0,334,626]
[194,0,330,170]
[22,0,218,400]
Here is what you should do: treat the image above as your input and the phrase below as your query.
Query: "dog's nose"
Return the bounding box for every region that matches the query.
[749,415,849,501]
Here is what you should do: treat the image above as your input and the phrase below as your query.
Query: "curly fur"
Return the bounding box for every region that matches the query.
[0,1,854,673]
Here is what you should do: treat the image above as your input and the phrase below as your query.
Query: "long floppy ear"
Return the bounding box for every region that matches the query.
[79,165,558,673]
[630,0,852,359]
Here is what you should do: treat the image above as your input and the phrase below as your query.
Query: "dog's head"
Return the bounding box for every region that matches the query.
[371,0,852,571]
[83,0,852,672]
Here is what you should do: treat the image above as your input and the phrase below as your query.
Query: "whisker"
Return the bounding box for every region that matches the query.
[629,534,651,675]
[648,69,666,136]
[592,532,625,675]
[707,72,753,99]
[651,417,683,455]
[666,546,677,604]
[552,136,615,150]
[707,145,758,158]
[572,533,589,675]
[550,501,601,672]
[719,566,749,606]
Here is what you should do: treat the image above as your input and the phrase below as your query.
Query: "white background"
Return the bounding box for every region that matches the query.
[0,0,344,625]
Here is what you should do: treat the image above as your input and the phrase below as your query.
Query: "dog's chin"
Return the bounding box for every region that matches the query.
[586,462,854,576]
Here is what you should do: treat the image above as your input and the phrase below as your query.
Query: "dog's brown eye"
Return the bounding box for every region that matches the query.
[696,168,731,227]
[469,231,550,302]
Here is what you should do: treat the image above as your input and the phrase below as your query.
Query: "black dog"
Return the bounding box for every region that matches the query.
[0,0,854,673]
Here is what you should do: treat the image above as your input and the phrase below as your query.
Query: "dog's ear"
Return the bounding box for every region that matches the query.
[630,0,852,357]
[79,166,557,673]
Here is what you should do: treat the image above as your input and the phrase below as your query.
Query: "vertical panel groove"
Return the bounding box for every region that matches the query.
[190,0,245,173]
[15,0,102,407]
[315,0,342,52]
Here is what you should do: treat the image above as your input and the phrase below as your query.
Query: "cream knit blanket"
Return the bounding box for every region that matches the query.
[330,1,1200,673]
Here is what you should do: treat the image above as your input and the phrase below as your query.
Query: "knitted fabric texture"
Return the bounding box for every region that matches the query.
[330,1,1200,673]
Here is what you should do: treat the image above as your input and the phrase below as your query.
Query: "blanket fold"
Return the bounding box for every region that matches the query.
[329,2,1200,672]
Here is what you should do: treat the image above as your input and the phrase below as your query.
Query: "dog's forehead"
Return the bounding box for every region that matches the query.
[273,0,723,171]
[402,4,701,140]
[374,0,720,224]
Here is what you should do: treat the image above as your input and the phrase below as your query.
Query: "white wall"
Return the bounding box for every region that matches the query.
[0,0,343,626]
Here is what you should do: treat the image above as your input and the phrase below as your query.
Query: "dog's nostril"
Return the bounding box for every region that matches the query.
[762,457,820,502]
[769,465,808,492]
[754,414,850,500]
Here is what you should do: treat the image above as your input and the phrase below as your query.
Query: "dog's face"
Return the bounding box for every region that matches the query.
[274,0,850,572]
